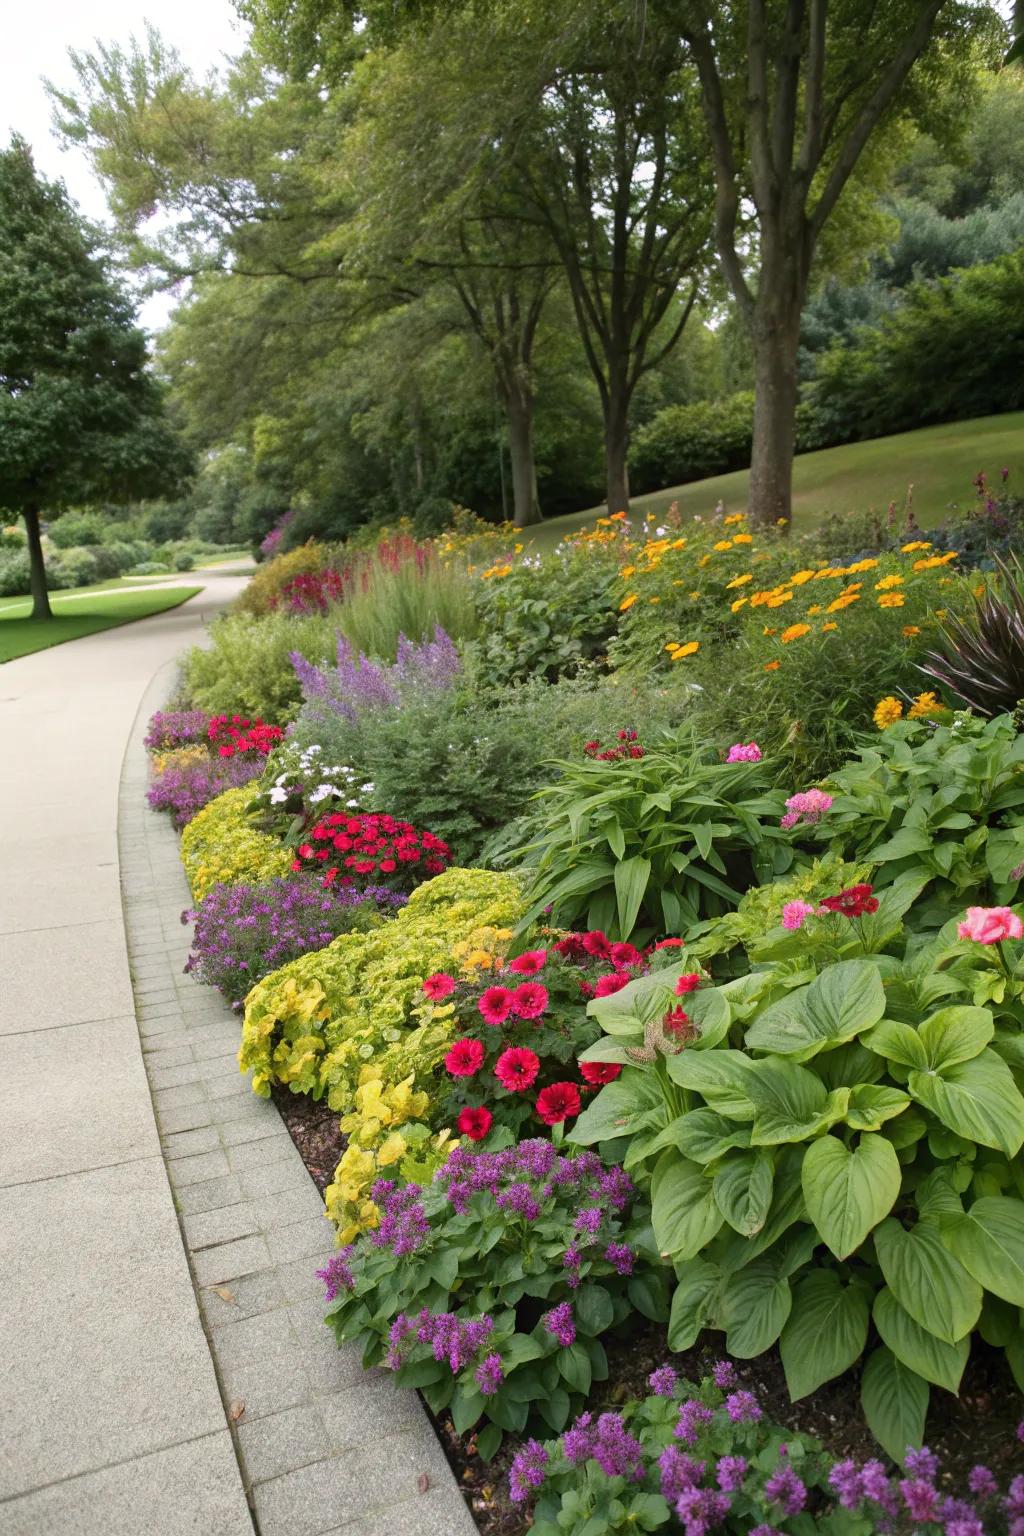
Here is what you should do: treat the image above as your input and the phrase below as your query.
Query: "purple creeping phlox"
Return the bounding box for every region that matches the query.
[290,626,460,728]
[144,709,209,750]
[147,752,264,829]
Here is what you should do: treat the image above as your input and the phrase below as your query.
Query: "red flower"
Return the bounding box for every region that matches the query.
[536,1081,582,1125]
[494,1047,541,1092]
[423,973,456,1000]
[553,935,588,962]
[594,971,630,998]
[508,949,548,975]
[655,938,683,950]
[456,1105,493,1141]
[581,930,613,960]
[819,883,879,918]
[511,982,549,1019]
[609,941,643,968]
[579,1061,622,1086]
[674,973,701,995]
[298,843,314,860]
[479,987,514,1027]
[445,1038,485,1077]
[663,1006,696,1040]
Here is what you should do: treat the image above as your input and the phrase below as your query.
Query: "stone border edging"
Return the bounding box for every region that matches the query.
[118,660,477,1536]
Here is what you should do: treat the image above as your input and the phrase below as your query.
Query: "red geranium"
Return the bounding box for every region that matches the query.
[423,973,456,1001]
[445,1039,485,1077]
[674,973,702,995]
[579,1061,623,1086]
[510,982,549,1020]
[508,950,548,975]
[582,931,614,960]
[819,883,879,918]
[494,1047,541,1092]
[536,1081,582,1125]
[456,1105,493,1141]
[594,971,630,998]
[655,938,683,950]
[610,941,643,968]
[207,714,284,758]
[479,986,514,1027]
[293,811,451,893]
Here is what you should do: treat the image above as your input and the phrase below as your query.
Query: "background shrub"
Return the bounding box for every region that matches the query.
[182,610,335,722]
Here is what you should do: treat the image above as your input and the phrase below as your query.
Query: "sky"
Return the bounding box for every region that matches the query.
[2,0,249,328]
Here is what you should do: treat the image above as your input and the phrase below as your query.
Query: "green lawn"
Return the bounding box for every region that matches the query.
[528,412,1024,553]
[0,586,202,664]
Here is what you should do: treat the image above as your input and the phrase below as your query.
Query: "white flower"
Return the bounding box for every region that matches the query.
[269,787,288,805]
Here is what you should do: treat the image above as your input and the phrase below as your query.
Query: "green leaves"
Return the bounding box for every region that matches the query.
[719,1261,792,1358]
[745,959,886,1059]
[941,1197,1024,1305]
[917,1006,994,1069]
[651,1152,723,1260]
[613,856,652,944]
[909,1053,1024,1156]
[780,1270,870,1398]
[802,1132,901,1258]
[745,1057,846,1145]
[860,1347,928,1461]
[874,1217,982,1344]
[872,1287,969,1392]
[712,1149,774,1236]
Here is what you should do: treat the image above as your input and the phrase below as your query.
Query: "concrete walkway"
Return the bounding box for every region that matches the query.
[0,576,254,1533]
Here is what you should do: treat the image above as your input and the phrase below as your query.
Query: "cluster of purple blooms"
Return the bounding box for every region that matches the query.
[368,1180,430,1258]
[385,1309,503,1396]
[259,508,296,558]
[316,1247,356,1301]
[144,709,209,751]
[829,1442,1024,1535]
[147,752,265,829]
[184,877,405,1006]
[291,627,461,729]
[435,1139,635,1286]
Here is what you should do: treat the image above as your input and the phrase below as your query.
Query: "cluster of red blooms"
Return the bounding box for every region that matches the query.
[274,568,345,615]
[291,812,451,890]
[207,714,284,758]
[819,883,879,918]
[583,728,645,763]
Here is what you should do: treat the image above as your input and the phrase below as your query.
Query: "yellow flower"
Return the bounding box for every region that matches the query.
[936,608,947,619]
[730,597,748,613]
[908,690,944,720]
[764,660,781,671]
[713,539,734,552]
[807,604,822,616]
[648,596,661,604]
[724,513,746,525]
[827,593,860,613]
[766,592,794,608]
[776,518,788,526]
[875,574,904,590]
[780,623,812,643]
[726,573,753,589]
[845,558,879,574]
[873,697,904,730]
[672,538,687,549]
[732,533,753,544]
[821,621,838,632]
[913,553,958,571]
[902,625,921,636]
[671,641,700,659]
[789,570,816,586]
[877,592,906,608]
[664,642,680,654]
[620,564,636,578]
[698,554,711,568]
[901,541,932,553]
[763,626,777,636]
[619,593,638,611]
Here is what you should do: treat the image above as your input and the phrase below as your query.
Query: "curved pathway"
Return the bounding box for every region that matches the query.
[0,575,474,1535]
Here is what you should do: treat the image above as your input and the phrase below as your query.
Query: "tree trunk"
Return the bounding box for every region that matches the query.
[604,387,631,515]
[505,384,542,528]
[748,305,802,530]
[23,506,53,620]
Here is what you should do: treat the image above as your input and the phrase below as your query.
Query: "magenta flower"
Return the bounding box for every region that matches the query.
[780,788,833,830]
[957,906,1023,944]
[727,741,762,763]
[782,899,815,930]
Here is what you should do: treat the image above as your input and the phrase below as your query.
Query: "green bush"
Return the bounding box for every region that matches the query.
[572,899,1024,1458]
[49,546,100,589]
[0,548,31,596]
[629,393,821,494]
[182,610,335,722]
[132,560,171,575]
[334,539,478,661]
[180,785,292,902]
[47,512,105,548]
[472,543,617,685]
[510,727,790,941]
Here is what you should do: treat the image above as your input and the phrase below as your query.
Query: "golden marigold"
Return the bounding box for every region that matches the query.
[732,533,753,544]
[827,593,860,613]
[671,640,700,659]
[610,510,628,521]
[781,623,811,643]
[845,558,880,574]
[807,604,823,616]
[764,660,781,671]
[902,541,931,553]
[620,593,638,611]
[841,582,863,594]
[913,552,958,571]
[730,597,748,613]
[821,621,838,632]
[766,592,794,608]
[672,538,687,549]
[873,696,904,730]
[724,513,746,525]
[877,593,906,608]
[713,539,734,552]
[789,570,816,586]
[726,573,753,589]
[902,625,921,636]
[875,574,904,591]
[620,564,636,578]
[908,690,945,719]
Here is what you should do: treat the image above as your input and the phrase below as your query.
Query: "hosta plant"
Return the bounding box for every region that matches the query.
[920,554,1024,717]
[570,891,1024,1459]
[510,727,790,943]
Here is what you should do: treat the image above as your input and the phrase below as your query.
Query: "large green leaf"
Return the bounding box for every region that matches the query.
[863,1019,928,1070]
[568,1070,665,1145]
[746,1058,848,1145]
[745,959,886,1059]
[613,855,652,941]
[909,1053,1024,1156]
[780,1270,870,1399]
[861,1347,929,1462]
[719,1261,792,1358]
[872,1287,969,1393]
[673,1108,752,1165]
[667,1259,720,1350]
[941,1197,1024,1305]
[846,1085,911,1131]
[918,1006,994,1070]
[651,1152,724,1260]
[712,1149,775,1236]
[666,1049,758,1120]
[874,1217,981,1344]
[868,827,935,862]
[802,1133,901,1259]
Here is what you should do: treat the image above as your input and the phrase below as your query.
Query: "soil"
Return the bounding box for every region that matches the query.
[272,1091,1023,1535]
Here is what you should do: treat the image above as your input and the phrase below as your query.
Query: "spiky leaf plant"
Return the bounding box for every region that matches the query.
[920,554,1024,717]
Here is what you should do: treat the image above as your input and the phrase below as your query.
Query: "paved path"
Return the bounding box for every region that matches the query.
[0,576,254,1533]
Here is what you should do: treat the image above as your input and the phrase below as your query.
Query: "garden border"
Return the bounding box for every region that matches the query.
[118,658,476,1536]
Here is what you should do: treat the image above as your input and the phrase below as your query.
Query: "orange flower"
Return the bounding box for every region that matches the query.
[730,597,748,613]
[821,621,838,632]
[901,541,931,553]
[619,593,637,611]
[877,593,905,609]
[713,539,734,552]
[764,660,781,671]
[732,533,753,544]
[902,625,921,636]
[726,573,753,589]
[875,574,904,591]
[781,623,811,643]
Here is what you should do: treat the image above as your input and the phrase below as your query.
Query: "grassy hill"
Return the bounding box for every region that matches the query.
[528,412,1024,553]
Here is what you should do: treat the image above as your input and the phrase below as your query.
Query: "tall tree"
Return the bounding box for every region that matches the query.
[0,137,186,618]
[681,0,1002,527]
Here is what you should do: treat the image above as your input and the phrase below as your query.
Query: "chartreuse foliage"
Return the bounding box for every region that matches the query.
[813,712,1024,912]
[239,866,524,1102]
[180,785,292,902]
[512,729,789,943]
[570,897,1024,1460]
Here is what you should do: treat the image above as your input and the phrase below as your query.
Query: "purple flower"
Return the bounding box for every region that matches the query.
[904,1446,939,1481]
[144,709,209,750]
[316,1247,355,1300]
[675,1399,714,1445]
[603,1242,634,1275]
[969,1466,998,1498]
[648,1364,677,1397]
[147,752,264,828]
[544,1302,576,1348]
[590,1413,644,1480]
[563,1412,597,1466]
[900,1479,940,1522]
[474,1353,504,1396]
[574,1207,602,1236]
[782,899,815,931]
[711,1359,737,1389]
[291,627,460,728]
[369,1183,430,1257]
[717,1455,747,1492]
[750,1526,782,1536]
[659,1445,704,1503]
[780,787,832,830]
[508,1439,548,1503]
[764,1463,806,1516]
[829,1459,863,1509]
[724,1389,761,1424]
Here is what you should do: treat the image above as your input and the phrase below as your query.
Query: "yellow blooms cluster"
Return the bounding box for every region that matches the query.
[181,786,292,903]
[873,690,950,730]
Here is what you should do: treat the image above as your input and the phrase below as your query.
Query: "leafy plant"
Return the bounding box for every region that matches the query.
[921,554,1024,717]
[472,541,618,685]
[571,904,1024,1458]
[510,728,790,942]
[180,785,293,902]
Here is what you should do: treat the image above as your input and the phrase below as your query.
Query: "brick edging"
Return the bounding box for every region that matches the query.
[118,660,476,1536]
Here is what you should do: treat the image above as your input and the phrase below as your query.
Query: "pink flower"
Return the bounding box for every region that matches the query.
[674,973,701,995]
[511,982,549,1019]
[780,788,833,830]
[495,1047,540,1092]
[581,930,613,960]
[782,900,815,931]
[957,906,1024,944]
[727,742,762,763]
[508,949,548,974]
[478,986,514,1026]
[594,971,631,998]
[609,941,643,968]
[445,1038,485,1077]
[423,972,456,1000]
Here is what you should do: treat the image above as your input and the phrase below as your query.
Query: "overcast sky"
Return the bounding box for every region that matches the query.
[2,0,248,328]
